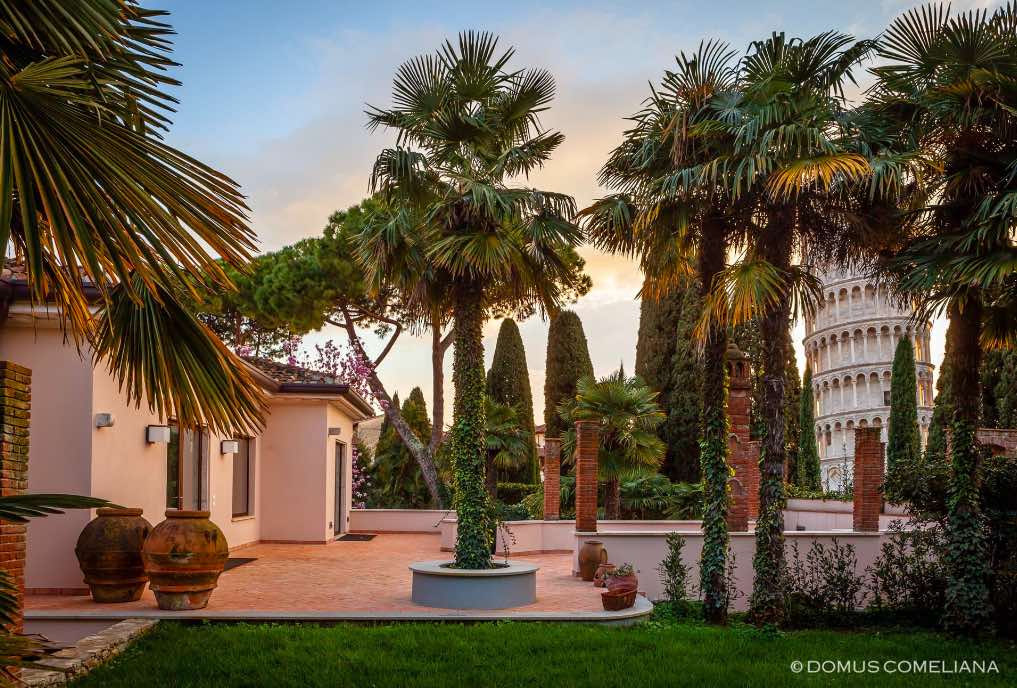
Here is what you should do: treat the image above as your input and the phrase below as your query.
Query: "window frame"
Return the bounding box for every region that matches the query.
[232,436,255,519]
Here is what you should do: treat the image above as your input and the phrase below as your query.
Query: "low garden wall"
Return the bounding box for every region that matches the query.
[349,509,448,534]
[783,499,907,531]
[576,530,888,609]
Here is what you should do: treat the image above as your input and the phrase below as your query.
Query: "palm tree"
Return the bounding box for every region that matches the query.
[365,32,585,569]
[484,398,531,499]
[579,41,744,623]
[0,2,264,433]
[868,2,1017,634]
[693,31,875,626]
[559,372,665,519]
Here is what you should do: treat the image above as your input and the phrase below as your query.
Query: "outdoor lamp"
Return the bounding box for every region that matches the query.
[146,425,171,444]
[221,440,240,454]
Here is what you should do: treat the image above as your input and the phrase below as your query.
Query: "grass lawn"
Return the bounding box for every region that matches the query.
[71,619,1014,688]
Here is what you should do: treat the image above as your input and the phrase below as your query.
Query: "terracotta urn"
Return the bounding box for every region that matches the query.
[75,508,152,603]
[578,540,607,582]
[593,563,616,588]
[142,510,229,611]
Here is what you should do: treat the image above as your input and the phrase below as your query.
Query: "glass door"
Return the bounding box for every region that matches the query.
[167,423,209,510]
[334,441,345,536]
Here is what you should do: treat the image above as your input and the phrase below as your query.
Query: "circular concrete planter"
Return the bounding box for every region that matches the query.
[409,560,538,609]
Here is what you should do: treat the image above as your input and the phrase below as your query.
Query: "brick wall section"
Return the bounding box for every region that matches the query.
[726,477,749,531]
[543,438,561,521]
[726,344,760,520]
[574,420,600,533]
[852,427,883,532]
[975,428,1017,456]
[0,362,30,632]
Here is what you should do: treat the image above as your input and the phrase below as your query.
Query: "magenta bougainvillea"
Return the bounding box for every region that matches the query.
[350,442,370,509]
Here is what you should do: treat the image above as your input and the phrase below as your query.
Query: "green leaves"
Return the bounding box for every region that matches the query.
[94,275,266,435]
[0,494,109,524]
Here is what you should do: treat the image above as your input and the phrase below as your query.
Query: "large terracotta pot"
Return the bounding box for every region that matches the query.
[606,572,638,594]
[142,510,229,611]
[75,508,152,603]
[578,540,607,582]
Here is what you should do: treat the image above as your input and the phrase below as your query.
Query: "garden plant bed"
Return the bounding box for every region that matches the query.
[69,616,1014,687]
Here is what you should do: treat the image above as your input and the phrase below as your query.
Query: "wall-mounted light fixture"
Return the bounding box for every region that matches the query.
[146,425,170,444]
[327,427,342,437]
[220,440,239,455]
[94,413,115,428]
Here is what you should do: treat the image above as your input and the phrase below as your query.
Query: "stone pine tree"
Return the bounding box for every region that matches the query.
[888,338,921,472]
[798,367,821,490]
[544,311,595,441]
[635,285,703,482]
[486,319,537,482]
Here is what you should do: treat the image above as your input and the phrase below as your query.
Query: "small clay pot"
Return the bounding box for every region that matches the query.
[606,572,638,594]
[593,563,616,588]
[578,541,607,582]
[142,510,229,611]
[75,508,152,603]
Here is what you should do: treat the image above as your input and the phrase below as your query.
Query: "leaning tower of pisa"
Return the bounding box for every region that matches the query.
[802,264,935,490]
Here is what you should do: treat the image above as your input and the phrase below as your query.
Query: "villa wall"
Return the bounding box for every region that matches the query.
[576,530,888,607]
[326,403,356,536]
[349,509,447,534]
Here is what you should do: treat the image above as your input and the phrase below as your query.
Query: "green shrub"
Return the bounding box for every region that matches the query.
[785,539,865,627]
[657,532,691,610]
[866,520,946,624]
[495,482,539,505]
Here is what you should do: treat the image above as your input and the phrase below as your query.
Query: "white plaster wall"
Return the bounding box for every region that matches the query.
[0,326,94,590]
[258,400,329,542]
[349,509,447,533]
[326,403,355,536]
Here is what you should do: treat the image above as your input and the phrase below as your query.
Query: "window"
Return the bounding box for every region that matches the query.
[232,437,253,518]
[166,423,208,510]
[883,390,891,406]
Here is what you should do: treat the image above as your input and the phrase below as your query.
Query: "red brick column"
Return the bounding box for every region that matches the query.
[726,344,760,520]
[853,427,883,532]
[726,477,749,531]
[0,362,30,632]
[574,420,600,533]
[543,438,561,521]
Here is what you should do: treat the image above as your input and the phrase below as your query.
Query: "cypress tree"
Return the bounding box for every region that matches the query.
[798,366,821,490]
[544,310,594,440]
[486,319,537,482]
[637,285,703,482]
[784,349,802,484]
[888,338,921,471]
[926,334,954,465]
[367,390,433,508]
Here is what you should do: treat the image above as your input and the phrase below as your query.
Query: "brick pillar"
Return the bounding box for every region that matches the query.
[726,344,760,520]
[726,477,749,531]
[853,427,883,532]
[543,438,561,521]
[0,362,30,632]
[574,420,600,533]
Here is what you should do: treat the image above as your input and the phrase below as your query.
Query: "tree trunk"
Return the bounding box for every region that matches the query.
[604,477,621,520]
[430,315,453,455]
[943,294,993,634]
[485,452,497,500]
[697,224,730,625]
[338,306,445,508]
[748,209,793,627]
[450,280,492,569]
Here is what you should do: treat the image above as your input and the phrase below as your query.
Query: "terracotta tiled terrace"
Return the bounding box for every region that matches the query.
[26,534,611,618]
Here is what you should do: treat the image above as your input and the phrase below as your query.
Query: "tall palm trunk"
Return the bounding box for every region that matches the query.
[698,221,731,625]
[604,477,621,519]
[450,279,491,569]
[943,295,993,633]
[748,209,793,626]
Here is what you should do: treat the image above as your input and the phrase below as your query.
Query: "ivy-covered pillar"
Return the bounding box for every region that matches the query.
[543,438,561,521]
[574,420,600,533]
[0,362,30,632]
[852,427,882,532]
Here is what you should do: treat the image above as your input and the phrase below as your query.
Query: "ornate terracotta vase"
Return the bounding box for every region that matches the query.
[75,508,152,603]
[578,540,607,581]
[142,510,229,611]
[593,563,616,588]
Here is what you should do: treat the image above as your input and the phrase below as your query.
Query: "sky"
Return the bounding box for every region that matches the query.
[157,0,1002,424]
